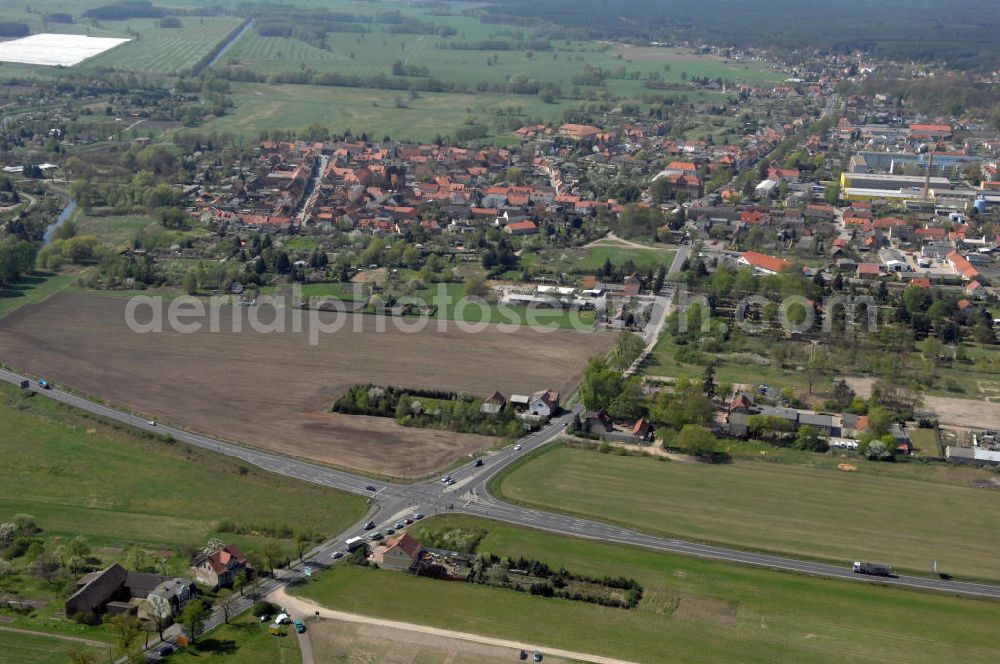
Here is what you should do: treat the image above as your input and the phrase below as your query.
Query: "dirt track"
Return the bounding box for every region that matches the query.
[273,586,636,664]
[0,293,612,477]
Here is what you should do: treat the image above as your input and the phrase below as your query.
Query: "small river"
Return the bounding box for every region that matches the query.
[42,198,76,245]
[206,20,254,70]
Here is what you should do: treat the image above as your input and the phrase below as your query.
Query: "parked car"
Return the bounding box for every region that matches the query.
[394,522,405,529]
[369,532,384,541]
[365,484,377,491]
[534,651,543,662]
[385,528,395,535]
[403,518,414,525]
[413,513,425,520]
[294,620,306,634]
[363,521,376,530]
[520,650,528,660]
[159,645,174,656]
[38,379,51,389]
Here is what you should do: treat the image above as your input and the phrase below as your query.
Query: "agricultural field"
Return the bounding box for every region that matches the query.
[492,444,1000,581]
[0,292,614,477]
[83,17,244,73]
[294,514,1000,664]
[0,628,106,664]
[0,271,75,320]
[0,380,365,641]
[202,82,571,144]
[219,2,779,90]
[0,381,365,549]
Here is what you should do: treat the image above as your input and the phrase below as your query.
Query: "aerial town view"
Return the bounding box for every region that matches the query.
[0,1,999,662]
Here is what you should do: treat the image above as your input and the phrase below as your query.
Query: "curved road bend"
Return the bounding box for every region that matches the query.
[3,367,1000,601]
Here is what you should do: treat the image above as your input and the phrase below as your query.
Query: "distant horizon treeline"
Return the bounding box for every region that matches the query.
[480,0,1000,71]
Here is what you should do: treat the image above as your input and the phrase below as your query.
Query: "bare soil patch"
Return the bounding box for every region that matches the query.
[846,377,1000,430]
[615,45,726,63]
[672,595,738,628]
[0,293,612,477]
[309,619,576,664]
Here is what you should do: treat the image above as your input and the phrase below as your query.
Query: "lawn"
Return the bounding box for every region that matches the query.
[582,245,675,272]
[294,514,1000,664]
[0,629,106,664]
[165,614,300,664]
[415,283,597,330]
[492,443,1000,582]
[0,271,75,320]
[0,381,367,550]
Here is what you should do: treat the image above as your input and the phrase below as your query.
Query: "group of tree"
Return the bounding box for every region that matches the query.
[0,238,36,285]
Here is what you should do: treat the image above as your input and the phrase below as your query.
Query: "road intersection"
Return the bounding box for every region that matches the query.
[3,365,1000,603]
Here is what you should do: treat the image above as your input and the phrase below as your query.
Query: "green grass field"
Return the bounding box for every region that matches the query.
[82,17,244,73]
[73,210,158,246]
[0,271,75,320]
[493,444,1000,581]
[202,82,570,143]
[164,614,300,664]
[414,283,596,330]
[295,514,1000,664]
[220,3,778,92]
[641,328,828,394]
[0,629,105,664]
[582,245,675,272]
[0,382,366,550]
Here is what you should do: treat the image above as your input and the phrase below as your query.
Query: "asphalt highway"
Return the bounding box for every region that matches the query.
[4,366,1000,603]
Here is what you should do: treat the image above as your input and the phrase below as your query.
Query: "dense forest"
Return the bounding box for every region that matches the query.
[482,0,1000,71]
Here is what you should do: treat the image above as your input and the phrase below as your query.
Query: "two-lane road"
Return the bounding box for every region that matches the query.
[4,366,1000,606]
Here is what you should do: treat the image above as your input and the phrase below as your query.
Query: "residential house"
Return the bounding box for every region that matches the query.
[947,251,981,281]
[481,391,507,415]
[738,251,793,275]
[504,220,539,236]
[581,410,615,435]
[143,578,194,620]
[559,124,602,141]
[374,533,423,572]
[192,544,249,589]
[632,417,653,441]
[856,263,881,279]
[528,389,560,420]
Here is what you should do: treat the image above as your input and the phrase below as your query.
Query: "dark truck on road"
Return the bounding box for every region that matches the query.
[853,561,895,577]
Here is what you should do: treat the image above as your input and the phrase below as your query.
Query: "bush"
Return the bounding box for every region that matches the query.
[74,610,102,626]
[251,600,277,618]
